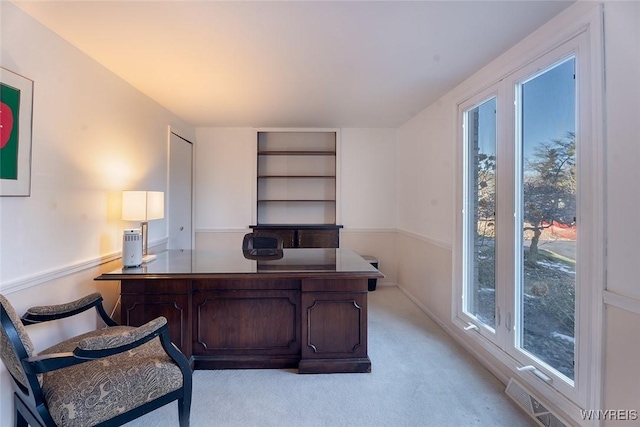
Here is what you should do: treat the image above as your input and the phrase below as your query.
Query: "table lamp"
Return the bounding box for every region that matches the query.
[122,190,164,263]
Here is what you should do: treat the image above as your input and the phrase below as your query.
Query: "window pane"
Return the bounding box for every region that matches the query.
[464,98,496,330]
[518,58,576,380]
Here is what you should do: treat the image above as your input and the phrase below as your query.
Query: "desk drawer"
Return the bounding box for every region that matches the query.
[120,279,190,294]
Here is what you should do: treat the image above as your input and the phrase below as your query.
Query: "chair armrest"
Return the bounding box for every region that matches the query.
[78,317,167,352]
[23,317,169,374]
[21,292,118,327]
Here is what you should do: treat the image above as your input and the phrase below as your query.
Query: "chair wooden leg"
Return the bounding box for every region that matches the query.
[14,408,27,427]
[178,396,191,427]
[13,395,29,427]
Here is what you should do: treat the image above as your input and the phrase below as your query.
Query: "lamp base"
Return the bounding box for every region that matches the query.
[142,254,157,264]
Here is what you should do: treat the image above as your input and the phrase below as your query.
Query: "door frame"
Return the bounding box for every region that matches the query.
[167,125,195,250]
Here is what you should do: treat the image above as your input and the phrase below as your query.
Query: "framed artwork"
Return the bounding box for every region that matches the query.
[1,67,33,196]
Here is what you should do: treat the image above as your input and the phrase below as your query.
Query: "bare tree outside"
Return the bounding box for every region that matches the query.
[520,130,577,380]
[523,132,576,266]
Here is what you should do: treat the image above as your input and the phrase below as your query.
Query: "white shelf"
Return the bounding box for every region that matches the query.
[257,131,337,225]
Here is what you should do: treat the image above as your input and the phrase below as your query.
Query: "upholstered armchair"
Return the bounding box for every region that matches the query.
[0,292,192,427]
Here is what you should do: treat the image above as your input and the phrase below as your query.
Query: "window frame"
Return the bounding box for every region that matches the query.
[459,90,502,345]
[452,6,604,418]
[508,47,580,400]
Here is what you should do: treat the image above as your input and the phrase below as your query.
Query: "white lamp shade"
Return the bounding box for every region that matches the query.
[146,191,165,220]
[122,191,164,221]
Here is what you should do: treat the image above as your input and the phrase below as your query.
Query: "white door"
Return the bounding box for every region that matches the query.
[168,131,193,250]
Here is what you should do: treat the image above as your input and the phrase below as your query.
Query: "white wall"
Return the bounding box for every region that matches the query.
[1,2,196,289]
[396,100,454,246]
[193,127,398,283]
[194,127,256,230]
[339,128,398,284]
[601,2,640,424]
[0,3,195,425]
[604,0,640,301]
[396,2,640,426]
[340,128,396,229]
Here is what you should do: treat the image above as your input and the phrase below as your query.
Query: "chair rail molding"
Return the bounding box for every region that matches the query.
[603,290,640,316]
[397,228,452,251]
[1,237,168,294]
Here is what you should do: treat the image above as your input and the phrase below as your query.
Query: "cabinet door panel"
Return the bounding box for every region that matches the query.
[297,229,339,248]
[301,291,367,358]
[121,293,190,356]
[192,290,301,356]
[270,229,296,248]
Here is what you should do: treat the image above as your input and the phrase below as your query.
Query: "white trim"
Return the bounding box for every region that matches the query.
[581,4,606,417]
[1,253,120,294]
[335,129,342,225]
[255,127,341,133]
[603,291,640,316]
[399,281,592,427]
[397,228,451,250]
[376,282,398,288]
[397,282,510,384]
[0,237,168,294]
[251,128,259,225]
[455,88,503,349]
[341,228,397,234]
[168,125,196,250]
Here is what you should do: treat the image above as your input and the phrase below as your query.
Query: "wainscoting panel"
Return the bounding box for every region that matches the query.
[603,305,640,421]
[396,230,452,323]
[339,229,397,286]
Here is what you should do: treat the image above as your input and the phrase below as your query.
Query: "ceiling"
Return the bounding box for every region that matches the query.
[14,1,574,128]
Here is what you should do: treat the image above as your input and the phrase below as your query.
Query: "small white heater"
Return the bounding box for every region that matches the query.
[122,228,143,267]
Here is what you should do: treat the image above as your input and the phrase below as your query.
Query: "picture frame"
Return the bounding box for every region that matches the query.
[1,67,34,196]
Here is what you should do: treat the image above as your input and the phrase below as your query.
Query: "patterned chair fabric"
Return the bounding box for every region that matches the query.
[41,325,184,426]
[0,294,36,388]
[0,293,192,427]
[24,293,103,318]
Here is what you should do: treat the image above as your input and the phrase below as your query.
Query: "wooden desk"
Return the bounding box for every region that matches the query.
[95,249,383,374]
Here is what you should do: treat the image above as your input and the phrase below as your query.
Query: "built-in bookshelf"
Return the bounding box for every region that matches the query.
[257,131,337,225]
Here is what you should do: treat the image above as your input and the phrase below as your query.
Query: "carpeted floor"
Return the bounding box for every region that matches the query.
[125,286,535,426]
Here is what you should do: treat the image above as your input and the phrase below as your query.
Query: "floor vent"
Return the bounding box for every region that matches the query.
[505,378,569,427]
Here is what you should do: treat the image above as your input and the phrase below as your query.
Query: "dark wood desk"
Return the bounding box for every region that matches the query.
[95,249,383,374]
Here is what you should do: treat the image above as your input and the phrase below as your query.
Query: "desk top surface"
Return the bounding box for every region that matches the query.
[96,248,384,280]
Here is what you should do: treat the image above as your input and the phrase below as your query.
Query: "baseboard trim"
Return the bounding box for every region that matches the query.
[395,282,510,385]
[397,282,587,427]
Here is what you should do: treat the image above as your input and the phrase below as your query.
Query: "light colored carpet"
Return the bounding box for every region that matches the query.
[125,286,534,426]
